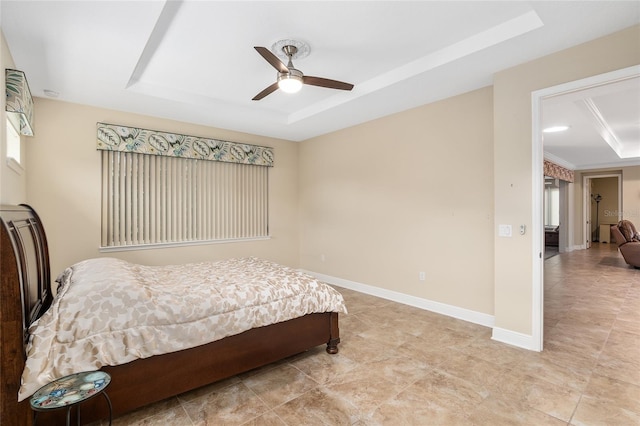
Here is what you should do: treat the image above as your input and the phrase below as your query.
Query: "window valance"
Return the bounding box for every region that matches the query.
[96,123,274,167]
[5,69,35,136]
[544,159,573,183]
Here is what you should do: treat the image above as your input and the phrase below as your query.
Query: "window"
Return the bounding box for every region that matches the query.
[544,185,559,227]
[101,151,269,250]
[6,118,22,172]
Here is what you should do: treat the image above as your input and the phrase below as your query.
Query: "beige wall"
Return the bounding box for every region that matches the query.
[299,87,495,315]
[299,25,639,337]
[1,30,27,205]
[494,25,640,335]
[26,98,300,279]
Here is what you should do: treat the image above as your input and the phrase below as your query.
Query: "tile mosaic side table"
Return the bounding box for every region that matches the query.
[30,370,112,425]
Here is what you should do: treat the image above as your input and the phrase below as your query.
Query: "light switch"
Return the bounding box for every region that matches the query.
[499,224,512,237]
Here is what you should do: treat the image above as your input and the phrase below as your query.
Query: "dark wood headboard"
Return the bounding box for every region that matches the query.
[1,204,52,426]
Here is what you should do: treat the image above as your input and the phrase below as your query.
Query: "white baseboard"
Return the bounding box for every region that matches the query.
[302,270,495,329]
[491,327,539,351]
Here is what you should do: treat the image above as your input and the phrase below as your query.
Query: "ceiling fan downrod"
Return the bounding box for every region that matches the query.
[282,45,298,68]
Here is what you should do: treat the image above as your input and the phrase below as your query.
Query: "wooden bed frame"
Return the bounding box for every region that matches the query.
[0,205,340,425]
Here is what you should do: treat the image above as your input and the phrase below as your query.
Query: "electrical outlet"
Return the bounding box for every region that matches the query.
[419,272,426,281]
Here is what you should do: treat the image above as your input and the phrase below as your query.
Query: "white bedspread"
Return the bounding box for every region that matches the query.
[19,257,346,401]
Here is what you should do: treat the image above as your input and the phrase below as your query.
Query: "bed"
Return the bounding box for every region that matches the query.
[0,204,345,425]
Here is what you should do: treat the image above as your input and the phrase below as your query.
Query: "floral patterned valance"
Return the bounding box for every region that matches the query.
[96,123,274,167]
[544,159,574,183]
[5,69,35,136]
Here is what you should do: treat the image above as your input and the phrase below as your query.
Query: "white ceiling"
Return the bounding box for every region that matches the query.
[2,1,639,168]
[542,75,640,170]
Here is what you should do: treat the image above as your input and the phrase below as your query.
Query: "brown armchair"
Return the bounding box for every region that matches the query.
[610,220,640,268]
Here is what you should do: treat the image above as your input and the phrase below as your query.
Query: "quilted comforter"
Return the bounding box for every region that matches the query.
[19,257,346,401]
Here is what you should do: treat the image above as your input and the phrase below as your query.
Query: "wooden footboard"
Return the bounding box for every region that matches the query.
[38,312,339,424]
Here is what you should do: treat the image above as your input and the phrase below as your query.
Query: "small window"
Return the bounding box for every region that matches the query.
[7,118,21,163]
[6,118,22,173]
[544,186,559,227]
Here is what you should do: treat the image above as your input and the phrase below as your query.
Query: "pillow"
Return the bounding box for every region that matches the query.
[618,220,637,242]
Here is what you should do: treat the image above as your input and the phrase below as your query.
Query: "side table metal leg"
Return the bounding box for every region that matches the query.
[66,406,72,426]
[103,391,113,425]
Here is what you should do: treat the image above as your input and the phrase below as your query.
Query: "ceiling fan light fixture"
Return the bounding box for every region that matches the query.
[277,69,303,94]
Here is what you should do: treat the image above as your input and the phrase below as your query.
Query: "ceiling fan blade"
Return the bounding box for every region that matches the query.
[254,46,289,73]
[252,82,279,101]
[303,76,354,91]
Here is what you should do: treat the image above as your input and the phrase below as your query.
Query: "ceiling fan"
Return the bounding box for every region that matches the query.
[252,41,354,101]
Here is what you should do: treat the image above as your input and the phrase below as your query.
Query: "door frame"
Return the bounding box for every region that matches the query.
[531,64,639,352]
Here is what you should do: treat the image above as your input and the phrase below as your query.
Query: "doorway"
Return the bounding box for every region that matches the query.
[531,64,640,352]
[584,174,622,248]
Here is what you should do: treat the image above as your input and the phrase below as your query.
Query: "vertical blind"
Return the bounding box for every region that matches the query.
[101,151,269,248]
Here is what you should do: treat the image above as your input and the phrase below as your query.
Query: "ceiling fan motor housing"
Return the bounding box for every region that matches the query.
[282,45,298,58]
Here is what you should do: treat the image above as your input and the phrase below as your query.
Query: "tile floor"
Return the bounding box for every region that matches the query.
[104,243,639,425]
